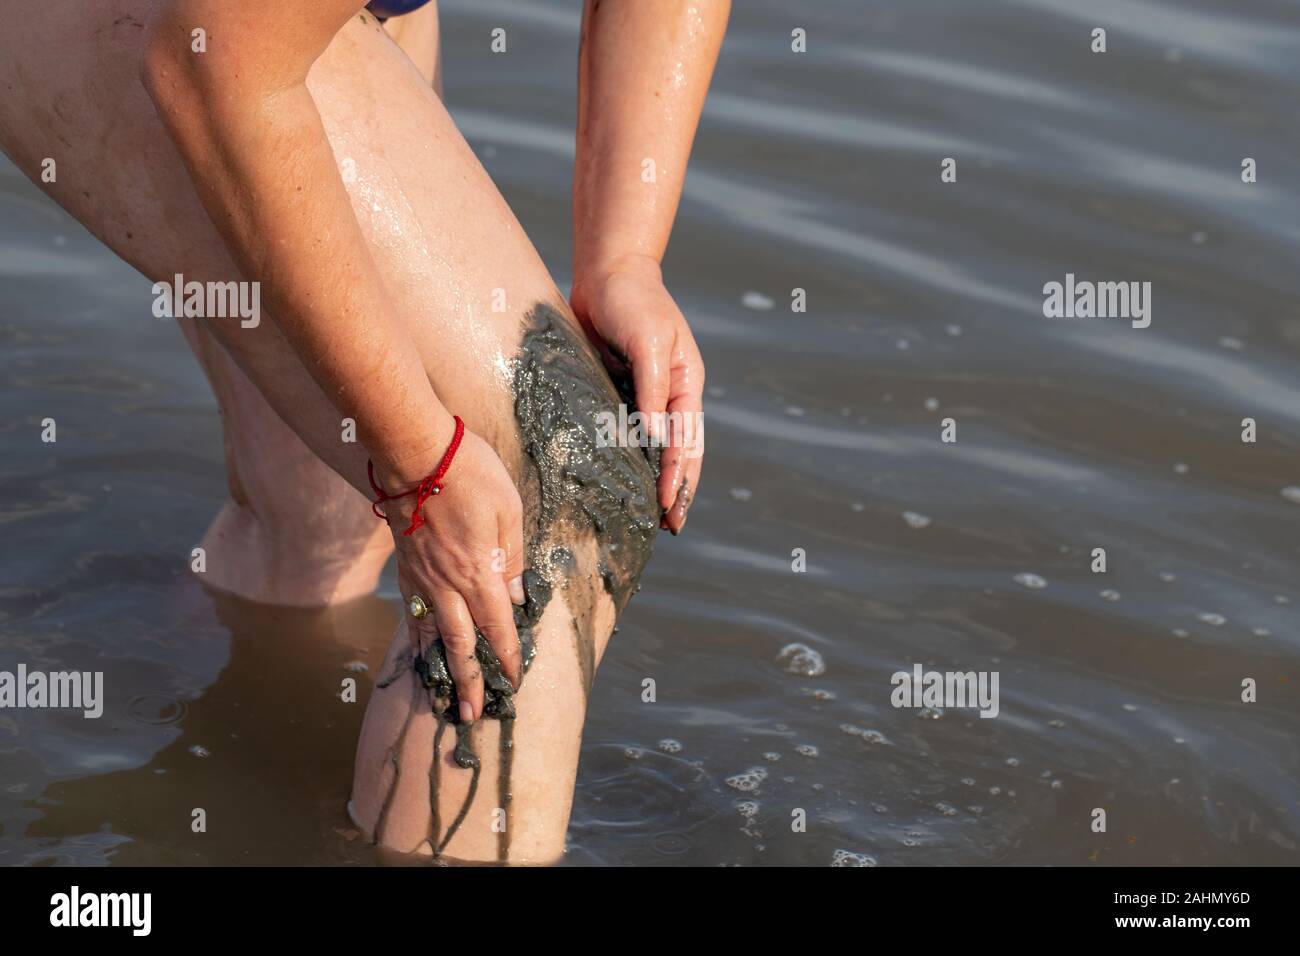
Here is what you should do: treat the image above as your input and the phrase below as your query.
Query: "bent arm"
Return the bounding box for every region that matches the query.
[572,0,730,283]
[142,0,453,484]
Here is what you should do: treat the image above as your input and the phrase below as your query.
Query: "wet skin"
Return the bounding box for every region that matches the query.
[369,305,660,860]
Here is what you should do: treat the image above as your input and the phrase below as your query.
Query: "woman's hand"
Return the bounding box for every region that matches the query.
[373,426,527,723]
[571,254,704,533]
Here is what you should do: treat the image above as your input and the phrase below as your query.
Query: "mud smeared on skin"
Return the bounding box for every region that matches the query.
[380,302,659,863]
[513,303,661,610]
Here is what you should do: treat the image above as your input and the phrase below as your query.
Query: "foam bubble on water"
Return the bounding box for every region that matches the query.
[809,688,836,701]
[831,849,877,867]
[657,739,682,754]
[945,324,963,336]
[1158,571,1176,583]
[1172,628,1189,638]
[902,510,931,529]
[1218,336,1245,351]
[1276,595,1291,605]
[189,745,210,758]
[1173,462,1190,475]
[796,744,818,758]
[726,767,769,792]
[730,487,753,502]
[917,706,945,720]
[1050,779,1064,790]
[1252,628,1271,637]
[840,724,891,745]
[923,397,940,411]
[1005,757,1020,767]
[1099,589,1121,602]
[1122,703,1139,713]
[1197,612,1227,627]
[785,405,805,417]
[1281,486,1300,505]
[343,660,368,672]
[851,501,865,512]
[741,291,775,311]
[1014,572,1047,590]
[935,802,959,817]
[736,800,760,819]
[776,642,826,677]
[763,752,781,762]
[624,746,645,760]
[1048,719,1066,729]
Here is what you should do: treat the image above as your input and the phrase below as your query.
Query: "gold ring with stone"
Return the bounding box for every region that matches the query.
[408,594,430,620]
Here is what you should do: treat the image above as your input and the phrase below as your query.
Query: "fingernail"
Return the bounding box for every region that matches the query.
[509,575,526,605]
[458,700,474,724]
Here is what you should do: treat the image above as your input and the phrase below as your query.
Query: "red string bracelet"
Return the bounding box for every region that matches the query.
[367,415,465,537]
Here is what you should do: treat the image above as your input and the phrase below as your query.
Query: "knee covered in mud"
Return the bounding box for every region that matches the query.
[385,301,659,722]
[512,301,661,610]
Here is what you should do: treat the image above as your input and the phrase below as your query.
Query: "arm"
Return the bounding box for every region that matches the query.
[570,0,729,532]
[142,0,524,717]
[141,0,453,481]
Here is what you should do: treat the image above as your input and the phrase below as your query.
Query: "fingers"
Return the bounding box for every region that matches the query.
[659,335,705,531]
[497,497,526,605]
[431,591,483,723]
[628,331,672,441]
[662,395,704,534]
[464,577,523,692]
[398,569,435,652]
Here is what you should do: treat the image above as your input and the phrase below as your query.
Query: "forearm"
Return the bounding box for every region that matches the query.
[143,1,453,482]
[572,0,729,284]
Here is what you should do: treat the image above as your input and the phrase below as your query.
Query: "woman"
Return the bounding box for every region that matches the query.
[0,0,726,863]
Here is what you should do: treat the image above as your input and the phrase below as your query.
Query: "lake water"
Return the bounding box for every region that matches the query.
[0,0,1297,865]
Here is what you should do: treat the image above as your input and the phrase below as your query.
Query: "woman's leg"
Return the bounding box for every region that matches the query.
[383,2,443,94]
[0,2,657,862]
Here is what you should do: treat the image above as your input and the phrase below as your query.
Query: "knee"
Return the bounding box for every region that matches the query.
[196,497,393,607]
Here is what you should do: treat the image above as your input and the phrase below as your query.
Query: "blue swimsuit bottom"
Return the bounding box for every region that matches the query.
[366,0,434,20]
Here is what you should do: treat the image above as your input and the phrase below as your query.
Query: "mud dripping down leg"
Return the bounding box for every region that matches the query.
[435,718,481,857]
[373,677,420,847]
[497,718,515,862]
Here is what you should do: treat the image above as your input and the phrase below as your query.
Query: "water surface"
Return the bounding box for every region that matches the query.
[1,0,1298,865]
